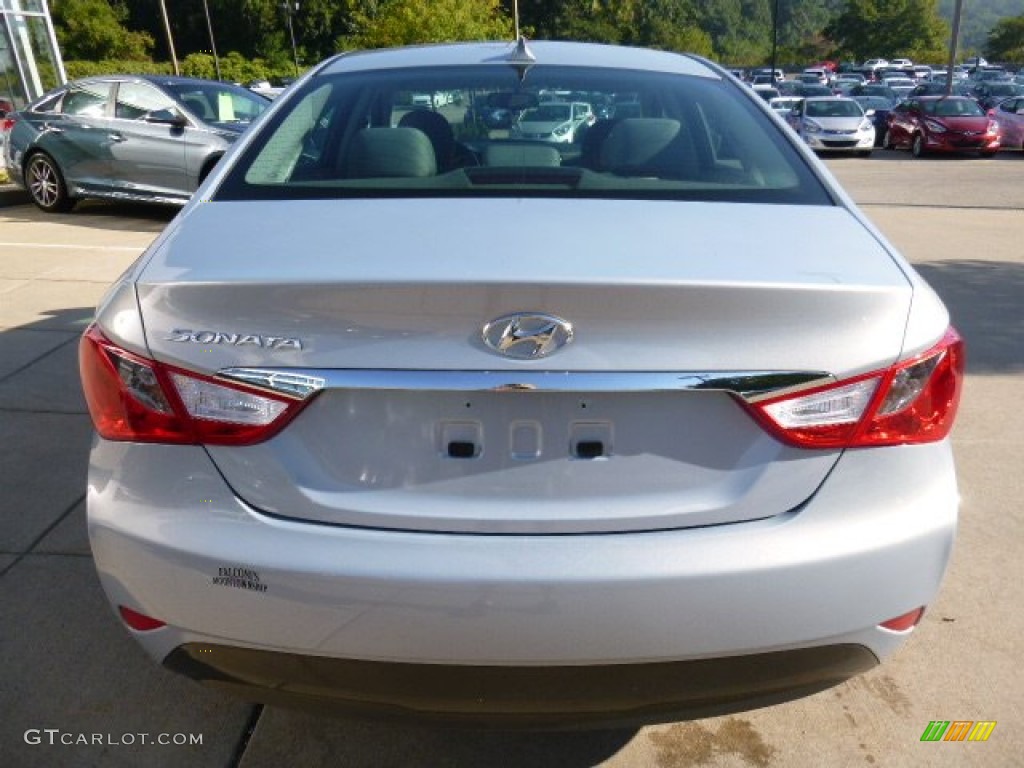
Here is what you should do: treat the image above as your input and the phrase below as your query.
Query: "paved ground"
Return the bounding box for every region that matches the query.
[0,152,1020,767]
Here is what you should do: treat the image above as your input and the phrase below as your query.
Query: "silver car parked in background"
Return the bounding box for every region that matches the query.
[81,40,964,727]
[3,75,269,212]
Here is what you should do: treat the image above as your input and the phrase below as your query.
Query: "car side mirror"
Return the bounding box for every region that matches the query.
[865,109,876,116]
[145,108,188,127]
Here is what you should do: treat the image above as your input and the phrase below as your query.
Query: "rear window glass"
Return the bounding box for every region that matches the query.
[216,64,831,205]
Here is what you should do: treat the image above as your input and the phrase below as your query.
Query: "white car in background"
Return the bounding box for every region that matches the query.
[411,91,451,108]
[882,76,917,100]
[802,68,830,85]
[247,80,284,100]
[511,100,594,143]
[788,96,876,156]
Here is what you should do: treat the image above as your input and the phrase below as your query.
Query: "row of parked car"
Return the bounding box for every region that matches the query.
[744,58,1020,88]
[745,60,1024,159]
[748,59,1023,100]
[779,94,1009,158]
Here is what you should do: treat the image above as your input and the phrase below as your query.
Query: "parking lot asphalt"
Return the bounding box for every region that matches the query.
[1,153,1021,767]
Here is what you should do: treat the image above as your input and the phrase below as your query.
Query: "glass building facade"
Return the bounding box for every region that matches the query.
[1,0,65,115]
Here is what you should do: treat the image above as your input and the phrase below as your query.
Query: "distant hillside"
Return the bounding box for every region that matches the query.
[938,0,1024,53]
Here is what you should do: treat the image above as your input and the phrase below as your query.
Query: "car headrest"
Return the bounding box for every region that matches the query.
[345,127,437,178]
[398,110,456,169]
[181,95,213,121]
[599,118,694,178]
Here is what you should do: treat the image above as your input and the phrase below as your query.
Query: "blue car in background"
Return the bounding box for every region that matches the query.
[3,75,269,212]
[852,95,897,146]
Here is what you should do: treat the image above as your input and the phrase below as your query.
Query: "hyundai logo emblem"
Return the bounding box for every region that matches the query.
[482,313,574,359]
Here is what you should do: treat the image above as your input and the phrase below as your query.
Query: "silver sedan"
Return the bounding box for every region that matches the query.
[80,40,963,727]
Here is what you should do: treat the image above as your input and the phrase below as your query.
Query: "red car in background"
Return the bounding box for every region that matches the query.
[883,96,999,157]
[989,96,1024,150]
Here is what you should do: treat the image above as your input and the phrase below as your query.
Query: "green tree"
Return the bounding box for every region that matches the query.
[237,0,308,68]
[557,1,630,44]
[51,0,154,60]
[514,0,839,64]
[775,0,845,63]
[985,15,1024,62]
[236,0,355,69]
[939,0,1024,55]
[511,0,711,55]
[339,0,514,50]
[630,0,713,55]
[294,0,357,62]
[827,0,949,63]
[695,0,771,64]
[64,60,173,79]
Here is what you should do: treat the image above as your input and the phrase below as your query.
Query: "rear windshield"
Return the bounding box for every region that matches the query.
[215,64,831,205]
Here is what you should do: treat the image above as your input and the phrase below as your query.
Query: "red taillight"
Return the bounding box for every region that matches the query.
[79,325,309,445]
[744,327,964,449]
[118,605,166,632]
[0,116,13,133]
[879,607,925,632]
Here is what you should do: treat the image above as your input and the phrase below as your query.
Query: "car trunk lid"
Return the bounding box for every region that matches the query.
[135,198,913,533]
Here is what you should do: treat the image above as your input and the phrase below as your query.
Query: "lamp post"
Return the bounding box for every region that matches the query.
[945,0,964,96]
[201,0,222,81]
[768,0,780,86]
[158,0,179,76]
[282,1,300,77]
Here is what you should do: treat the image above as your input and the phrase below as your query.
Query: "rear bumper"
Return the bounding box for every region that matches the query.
[164,642,877,727]
[88,438,957,716]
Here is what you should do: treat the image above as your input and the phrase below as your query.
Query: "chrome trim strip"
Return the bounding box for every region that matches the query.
[216,369,326,400]
[217,368,833,402]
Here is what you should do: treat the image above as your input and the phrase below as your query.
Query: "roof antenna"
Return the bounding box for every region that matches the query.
[507,36,535,83]
[507,0,535,82]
